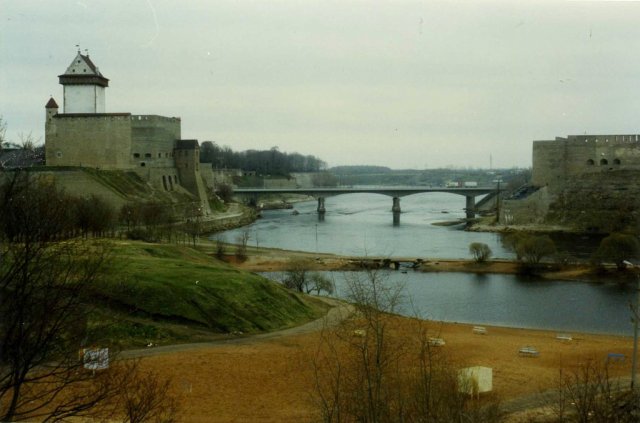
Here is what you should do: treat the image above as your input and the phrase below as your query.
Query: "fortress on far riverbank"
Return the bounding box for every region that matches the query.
[503,134,640,233]
[43,50,214,214]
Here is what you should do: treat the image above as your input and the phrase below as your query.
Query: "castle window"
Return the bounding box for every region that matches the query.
[600,158,608,165]
[162,175,168,191]
[174,175,178,183]
[145,153,151,158]
[586,159,594,165]
[133,153,140,158]
[165,152,169,158]
[614,158,621,165]
[140,162,146,167]
[56,151,63,158]
[158,153,162,158]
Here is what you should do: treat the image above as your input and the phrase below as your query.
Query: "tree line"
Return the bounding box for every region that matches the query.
[199,142,326,175]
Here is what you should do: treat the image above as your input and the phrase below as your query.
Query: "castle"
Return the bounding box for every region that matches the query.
[44,50,213,214]
[504,134,640,232]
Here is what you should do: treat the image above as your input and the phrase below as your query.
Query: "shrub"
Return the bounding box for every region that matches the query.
[516,235,556,265]
[592,232,640,271]
[216,183,234,203]
[469,242,492,263]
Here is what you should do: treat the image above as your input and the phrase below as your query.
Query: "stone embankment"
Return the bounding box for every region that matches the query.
[201,204,258,233]
[468,221,577,234]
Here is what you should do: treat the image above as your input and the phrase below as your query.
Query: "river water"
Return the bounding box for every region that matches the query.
[218,193,636,335]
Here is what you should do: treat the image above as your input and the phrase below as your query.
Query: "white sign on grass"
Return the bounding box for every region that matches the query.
[83,348,109,370]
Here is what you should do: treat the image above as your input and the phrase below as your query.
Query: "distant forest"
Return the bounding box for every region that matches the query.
[330,165,392,175]
[199,141,326,175]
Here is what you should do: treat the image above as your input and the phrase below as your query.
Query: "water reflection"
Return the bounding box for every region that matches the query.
[263,270,635,335]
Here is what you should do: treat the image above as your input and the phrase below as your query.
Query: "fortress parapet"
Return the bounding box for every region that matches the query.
[532,133,640,191]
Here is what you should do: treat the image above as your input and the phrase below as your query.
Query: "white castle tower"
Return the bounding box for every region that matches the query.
[58,50,109,113]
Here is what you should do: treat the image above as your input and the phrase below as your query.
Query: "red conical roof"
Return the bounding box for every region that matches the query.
[45,97,59,108]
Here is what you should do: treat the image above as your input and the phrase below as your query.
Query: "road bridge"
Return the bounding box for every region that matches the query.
[233,186,498,224]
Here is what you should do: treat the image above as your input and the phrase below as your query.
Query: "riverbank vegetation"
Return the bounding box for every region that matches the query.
[0,171,326,421]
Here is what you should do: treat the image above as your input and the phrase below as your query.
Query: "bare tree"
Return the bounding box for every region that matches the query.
[184,202,203,247]
[282,260,335,295]
[0,172,115,421]
[214,235,226,260]
[307,272,335,295]
[216,182,234,203]
[235,231,250,262]
[548,359,637,423]
[116,362,180,423]
[17,132,37,151]
[469,242,493,263]
[282,259,311,292]
[0,115,7,151]
[74,194,116,238]
[312,270,502,422]
[0,171,180,421]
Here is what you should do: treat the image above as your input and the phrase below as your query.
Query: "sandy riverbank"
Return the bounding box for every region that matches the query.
[199,241,625,282]
[127,241,637,422]
[138,310,633,422]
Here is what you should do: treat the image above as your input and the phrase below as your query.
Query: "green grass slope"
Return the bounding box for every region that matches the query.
[88,241,325,347]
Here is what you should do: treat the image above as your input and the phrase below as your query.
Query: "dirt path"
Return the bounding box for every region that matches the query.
[122,297,354,359]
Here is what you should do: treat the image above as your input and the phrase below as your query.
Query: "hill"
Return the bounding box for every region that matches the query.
[86,241,326,348]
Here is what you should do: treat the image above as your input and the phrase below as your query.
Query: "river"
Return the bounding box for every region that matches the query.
[218,193,635,335]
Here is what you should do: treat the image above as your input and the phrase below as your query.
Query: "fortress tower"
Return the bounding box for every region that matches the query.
[58,50,109,113]
[44,50,214,216]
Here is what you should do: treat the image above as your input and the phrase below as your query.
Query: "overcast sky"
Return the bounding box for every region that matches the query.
[2,1,640,169]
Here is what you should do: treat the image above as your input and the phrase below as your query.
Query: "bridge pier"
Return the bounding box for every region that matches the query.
[392,197,401,226]
[317,197,326,215]
[465,195,476,219]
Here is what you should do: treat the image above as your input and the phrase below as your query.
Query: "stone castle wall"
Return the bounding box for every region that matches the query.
[130,115,181,168]
[545,170,640,233]
[532,134,640,192]
[45,114,132,169]
[519,134,640,232]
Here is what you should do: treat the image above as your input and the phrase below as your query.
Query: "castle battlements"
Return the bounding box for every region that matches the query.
[53,113,132,120]
[532,133,640,192]
[551,134,640,145]
[131,115,181,122]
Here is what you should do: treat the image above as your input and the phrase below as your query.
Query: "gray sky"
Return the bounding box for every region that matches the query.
[2,1,640,169]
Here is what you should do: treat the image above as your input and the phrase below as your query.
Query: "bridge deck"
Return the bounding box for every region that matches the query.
[234,186,496,197]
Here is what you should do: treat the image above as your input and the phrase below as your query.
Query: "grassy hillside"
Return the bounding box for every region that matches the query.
[87,241,326,348]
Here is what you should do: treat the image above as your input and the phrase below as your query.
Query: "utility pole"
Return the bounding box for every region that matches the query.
[495,179,501,224]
